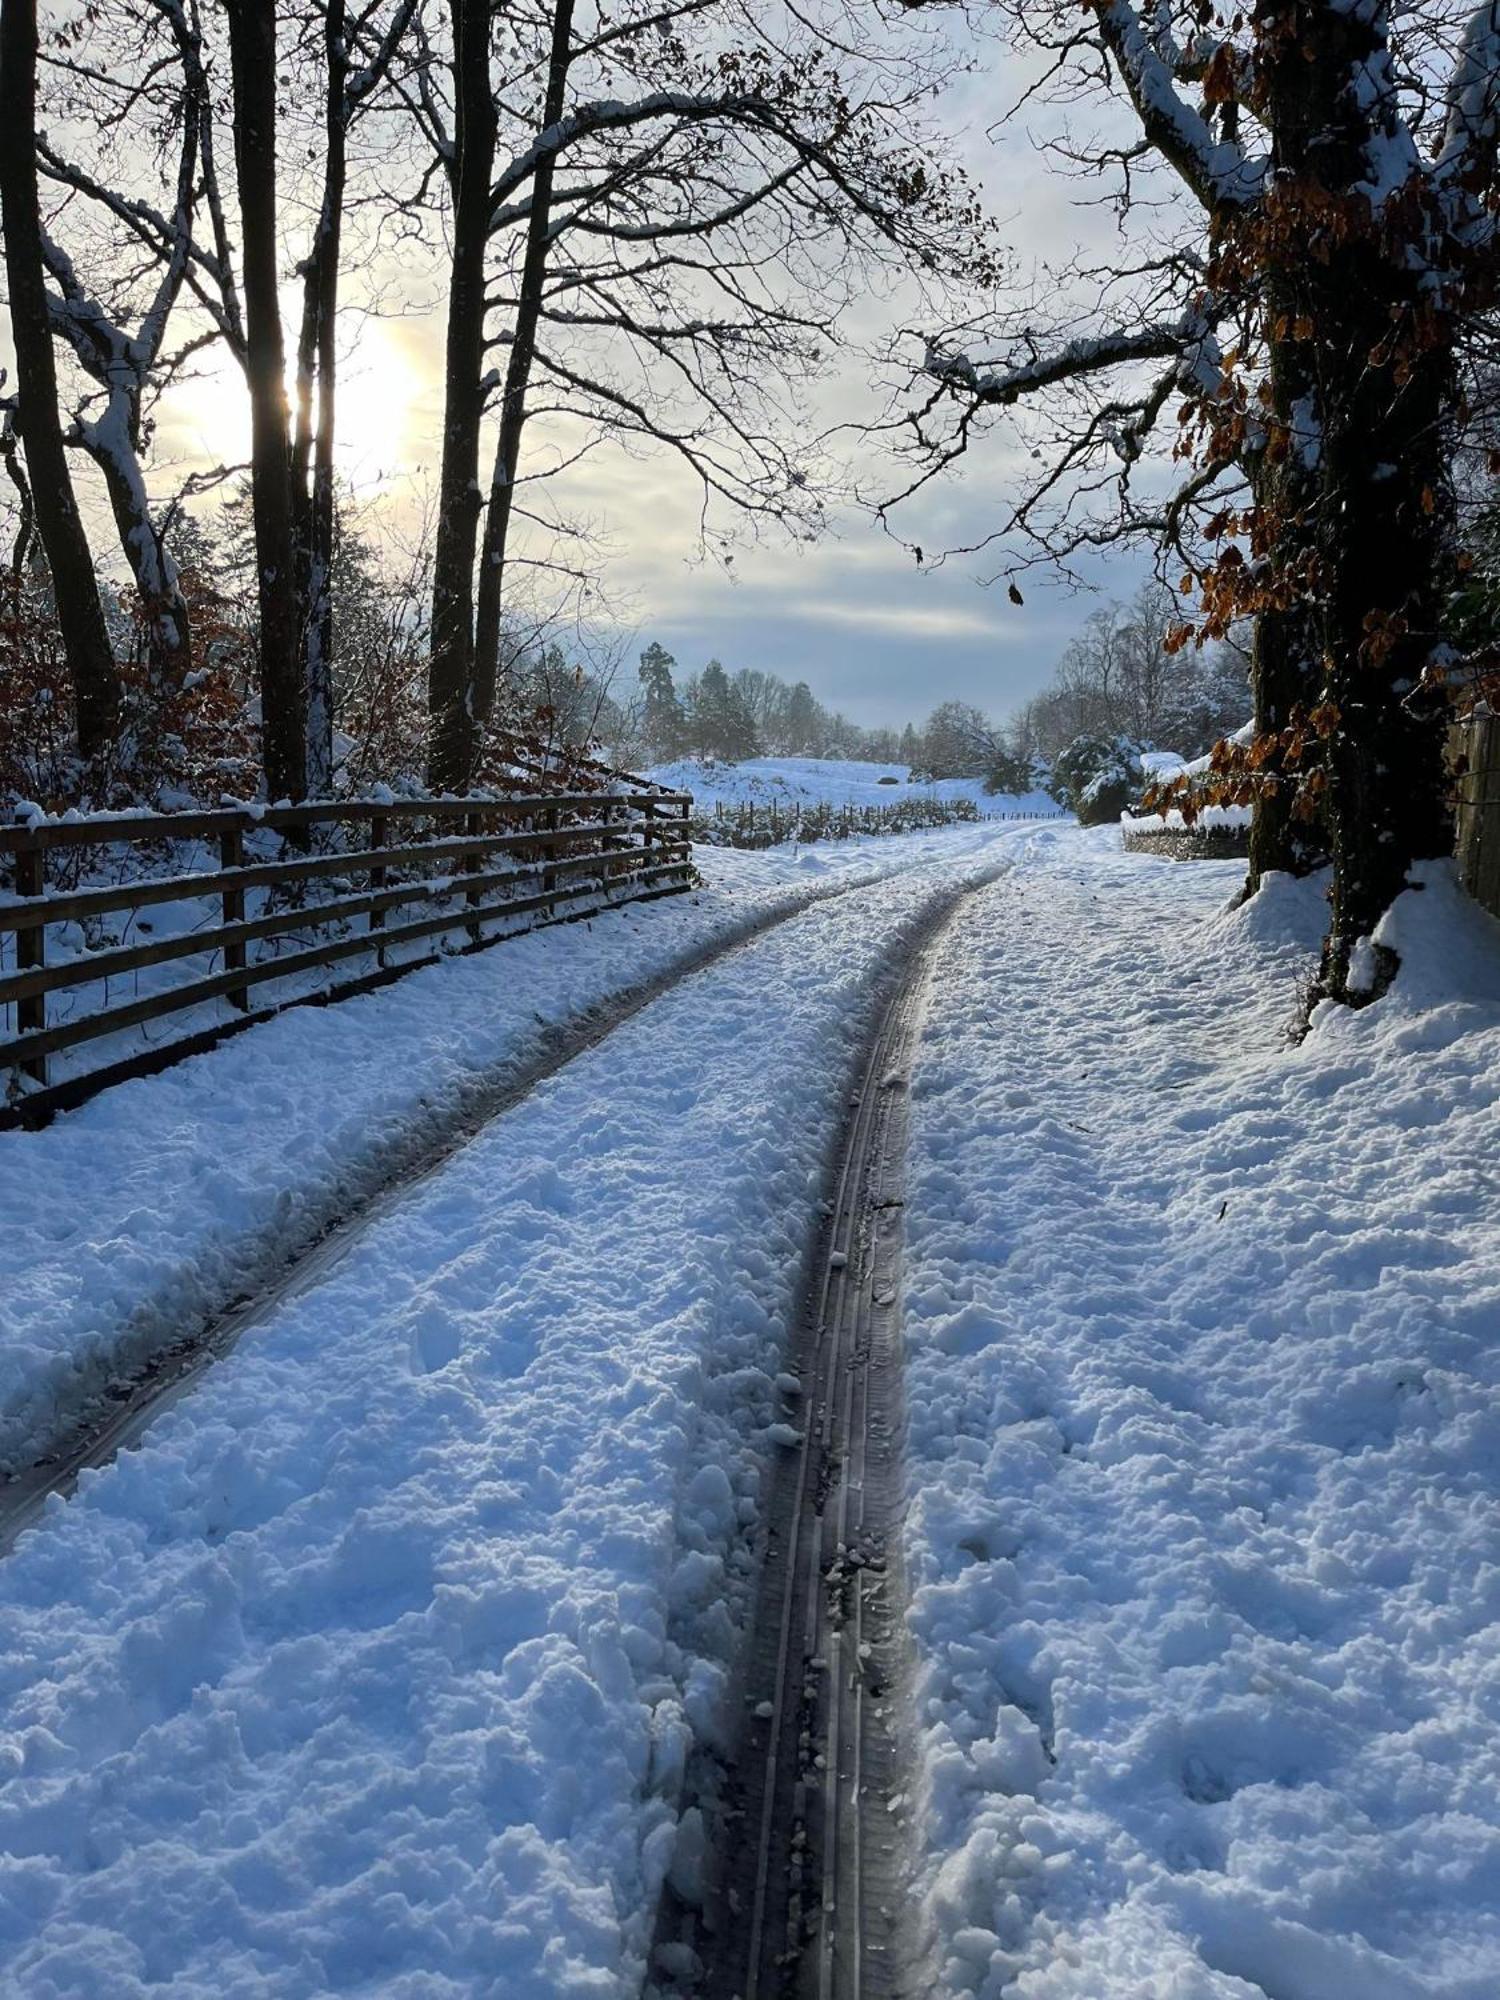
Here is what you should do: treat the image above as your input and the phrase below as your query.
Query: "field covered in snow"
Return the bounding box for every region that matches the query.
[647,753,1057,818]
[902,832,1500,1998]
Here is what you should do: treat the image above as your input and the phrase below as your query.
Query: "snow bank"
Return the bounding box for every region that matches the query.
[0,836,1020,1996]
[900,828,1500,1996]
[0,823,1009,1474]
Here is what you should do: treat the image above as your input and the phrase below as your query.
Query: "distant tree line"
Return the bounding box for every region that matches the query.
[1008,585,1249,767]
[625,643,911,768]
[616,586,1250,796]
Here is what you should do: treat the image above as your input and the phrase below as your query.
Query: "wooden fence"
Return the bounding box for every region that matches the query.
[1453,710,1500,921]
[0,786,692,1127]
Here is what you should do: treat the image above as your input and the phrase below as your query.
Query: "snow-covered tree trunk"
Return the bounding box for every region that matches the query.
[85,397,193,691]
[0,0,121,759]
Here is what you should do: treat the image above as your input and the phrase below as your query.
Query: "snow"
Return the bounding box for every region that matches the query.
[900,827,1500,1997]
[0,822,1013,1473]
[646,754,1056,817]
[1124,802,1251,834]
[0,824,1021,1996]
[4,813,1496,1996]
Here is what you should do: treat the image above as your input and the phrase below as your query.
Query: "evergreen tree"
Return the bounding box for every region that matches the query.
[784,680,820,755]
[685,657,760,760]
[638,641,685,761]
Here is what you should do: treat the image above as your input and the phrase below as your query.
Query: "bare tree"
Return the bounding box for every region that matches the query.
[290,0,419,792]
[38,0,418,796]
[0,0,121,759]
[30,0,209,691]
[223,0,305,801]
[892,0,1500,1001]
[405,0,994,789]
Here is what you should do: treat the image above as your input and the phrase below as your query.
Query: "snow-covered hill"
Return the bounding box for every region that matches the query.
[647,754,1057,817]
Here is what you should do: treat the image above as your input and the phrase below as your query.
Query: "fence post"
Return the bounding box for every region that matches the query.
[220,823,248,1010]
[15,835,46,1086]
[465,807,484,943]
[369,810,389,967]
[1455,712,1500,920]
[543,803,559,901]
[635,799,652,882]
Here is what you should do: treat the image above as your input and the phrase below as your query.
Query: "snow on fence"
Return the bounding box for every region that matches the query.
[0,786,692,1127]
[1454,710,1500,922]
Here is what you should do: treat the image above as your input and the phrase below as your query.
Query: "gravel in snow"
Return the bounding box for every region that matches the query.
[0,832,1013,1998]
[902,824,1500,1999]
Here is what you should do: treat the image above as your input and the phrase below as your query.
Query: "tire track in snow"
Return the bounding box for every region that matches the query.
[0,857,992,1556]
[658,872,994,2000]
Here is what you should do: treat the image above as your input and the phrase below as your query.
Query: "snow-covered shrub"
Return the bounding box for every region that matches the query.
[1050,732,1146,825]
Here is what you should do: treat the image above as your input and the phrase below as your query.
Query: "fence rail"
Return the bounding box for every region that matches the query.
[0,786,692,1127]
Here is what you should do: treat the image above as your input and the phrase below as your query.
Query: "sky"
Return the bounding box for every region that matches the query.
[42,3,1153,735]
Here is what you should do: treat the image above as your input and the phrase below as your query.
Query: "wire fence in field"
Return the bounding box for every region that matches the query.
[689,795,1065,850]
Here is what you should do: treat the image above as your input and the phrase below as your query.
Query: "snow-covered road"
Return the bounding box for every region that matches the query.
[0,821,1012,1476]
[0,828,1015,1998]
[902,828,1500,1999]
[2,819,1496,2000]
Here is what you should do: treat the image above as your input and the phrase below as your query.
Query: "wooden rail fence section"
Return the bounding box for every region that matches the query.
[0,787,692,1126]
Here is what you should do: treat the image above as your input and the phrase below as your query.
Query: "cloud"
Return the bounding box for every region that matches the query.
[789,598,1016,642]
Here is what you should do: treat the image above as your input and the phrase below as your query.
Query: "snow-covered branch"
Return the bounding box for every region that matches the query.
[1093,0,1265,210]
[1437,0,1500,189]
[927,306,1220,407]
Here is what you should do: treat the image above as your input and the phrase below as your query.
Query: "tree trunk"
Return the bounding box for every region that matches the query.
[1253,0,1453,995]
[293,0,348,798]
[88,405,193,690]
[1244,368,1324,889]
[471,0,576,727]
[0,0,121,758]
[427,0,499,792]
[1314,321,1454,999]
[226,0,306,802]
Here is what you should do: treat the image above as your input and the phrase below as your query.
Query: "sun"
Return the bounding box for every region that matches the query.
[329,319,417,482]
[154,311,418,492]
